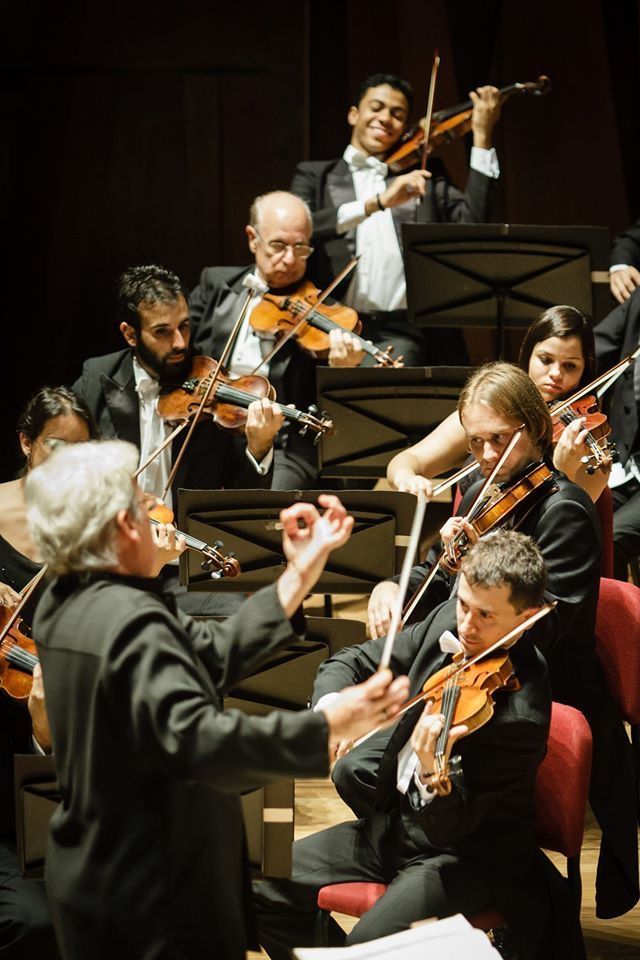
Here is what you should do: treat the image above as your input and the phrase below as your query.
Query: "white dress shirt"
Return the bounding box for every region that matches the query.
[336,143,500,313]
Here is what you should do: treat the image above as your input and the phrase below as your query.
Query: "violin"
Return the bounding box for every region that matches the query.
[440,462,556,575]
[0,605,38,701]
[157,355,334,443]
[418,650,519,795]
[551,394,612,475]
[146,498,241,580]
[251,280,402,368]
[386,75,551,174]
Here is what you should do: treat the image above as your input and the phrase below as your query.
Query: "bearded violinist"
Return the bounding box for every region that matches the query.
[255,531,585,960]
[290,72,501,366]
[73,265,283,614]
[335,362,637,920]
[189,191,365,490]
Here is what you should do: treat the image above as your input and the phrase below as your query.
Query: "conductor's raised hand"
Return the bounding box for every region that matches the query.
[277,495,354,615]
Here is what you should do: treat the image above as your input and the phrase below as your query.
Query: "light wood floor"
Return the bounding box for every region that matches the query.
[247,594,640,959]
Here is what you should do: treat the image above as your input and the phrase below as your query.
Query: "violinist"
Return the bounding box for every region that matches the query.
[73,265,281,613]
[189,191,364,490]
[25,441,408,960]
[290,72,501,366]
[363,362,638,920]
[593,286,640,579]
[388,305,610,504]
[0,385,97,959]
[255,532,585,960]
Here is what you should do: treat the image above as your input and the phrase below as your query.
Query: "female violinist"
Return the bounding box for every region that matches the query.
[0,386,98,958]
[388,305,610,505]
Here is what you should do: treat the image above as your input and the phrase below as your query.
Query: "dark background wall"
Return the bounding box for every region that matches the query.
[2,0,639,479]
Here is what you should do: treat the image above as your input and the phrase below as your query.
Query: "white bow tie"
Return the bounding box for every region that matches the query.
[350,152,388,178]
[439,630,463,654]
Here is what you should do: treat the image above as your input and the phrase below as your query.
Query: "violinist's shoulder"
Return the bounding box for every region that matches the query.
[194,265,248,293]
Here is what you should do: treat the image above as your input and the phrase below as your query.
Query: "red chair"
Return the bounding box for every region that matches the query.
[316,702,592,942]
[595,578,640,725]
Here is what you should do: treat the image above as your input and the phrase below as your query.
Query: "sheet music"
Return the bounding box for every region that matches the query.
[294,913,500,959]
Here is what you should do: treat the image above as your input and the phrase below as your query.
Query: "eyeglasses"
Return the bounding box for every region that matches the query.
[37,437,71,452]
[255,232,314,260]
[137,492,159,514]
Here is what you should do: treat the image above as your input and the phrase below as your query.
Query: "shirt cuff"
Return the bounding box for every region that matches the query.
[314,692,341,712]
[246,445,274,475]
[610,264,630,273]
[337,200,368,234]
[413,764,437,804]
[32,736,47,756]
[470,146,500,180]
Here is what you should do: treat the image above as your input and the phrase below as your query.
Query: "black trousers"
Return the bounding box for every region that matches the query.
[0,837,55,958]
[253,811,492,960]
[611,477,640,580]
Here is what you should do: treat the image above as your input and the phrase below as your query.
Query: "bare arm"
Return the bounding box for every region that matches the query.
[387,411,468,497]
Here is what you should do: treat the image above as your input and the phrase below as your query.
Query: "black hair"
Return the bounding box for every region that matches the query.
[16,386,99,474]
[116,265,188,333]
[518,305,595,389]
[354,73,413,110]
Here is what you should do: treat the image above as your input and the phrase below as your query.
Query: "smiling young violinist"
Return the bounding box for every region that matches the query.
[255,532,585,960]
[290,72,501,366]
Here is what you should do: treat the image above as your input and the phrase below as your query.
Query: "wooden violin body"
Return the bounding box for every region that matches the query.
[157,355,334,441]
[387,75,551,174]
[251,280,402,368]
[0,605,38,701]
[551,394,612,474]
[420,651,519,795]
[440,462,555,575]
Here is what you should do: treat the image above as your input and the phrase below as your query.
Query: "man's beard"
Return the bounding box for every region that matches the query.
[136,338,193,386]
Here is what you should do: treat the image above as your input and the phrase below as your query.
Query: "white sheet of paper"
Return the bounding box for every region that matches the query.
[293,913,500,960]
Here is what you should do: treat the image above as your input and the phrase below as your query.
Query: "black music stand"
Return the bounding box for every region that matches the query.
[402,223,610,358]
[178,488,415,595]
[316,366,472,479]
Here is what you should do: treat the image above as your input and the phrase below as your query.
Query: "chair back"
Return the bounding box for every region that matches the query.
[533,702,592,857]
[595,577,640,724]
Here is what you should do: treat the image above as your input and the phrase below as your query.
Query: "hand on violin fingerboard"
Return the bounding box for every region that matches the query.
[246,398,284,461]
[610,265,640,304]
[150,523,187,575]
[328,328,365,367]
[469,85,501,148]
[411,701,467,788]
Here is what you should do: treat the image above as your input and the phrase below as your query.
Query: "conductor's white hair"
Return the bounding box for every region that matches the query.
[25,440,141,575]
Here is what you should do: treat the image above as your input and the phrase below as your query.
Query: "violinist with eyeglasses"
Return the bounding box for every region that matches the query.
[346,362,638,922]
[290,71,501,367]
[189,190,368,491]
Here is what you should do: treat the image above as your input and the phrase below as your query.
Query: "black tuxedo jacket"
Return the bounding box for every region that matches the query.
[594,289,640,466]
[291,156,495,291]
[610,218,640,269]
[73,348,270,498]
[34,576,329,960]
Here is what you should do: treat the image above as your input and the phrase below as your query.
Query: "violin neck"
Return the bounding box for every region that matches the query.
[149,518,207,554]
[302,307,384,362]
[432,82,525,124]
[0,641,37,675]
[214,383,306,426]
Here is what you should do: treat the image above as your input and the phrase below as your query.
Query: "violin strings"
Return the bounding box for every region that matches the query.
[0,638,38,672]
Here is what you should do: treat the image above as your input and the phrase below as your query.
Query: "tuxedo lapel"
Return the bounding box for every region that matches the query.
[100,353,140,447]
[326,159,357,211]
